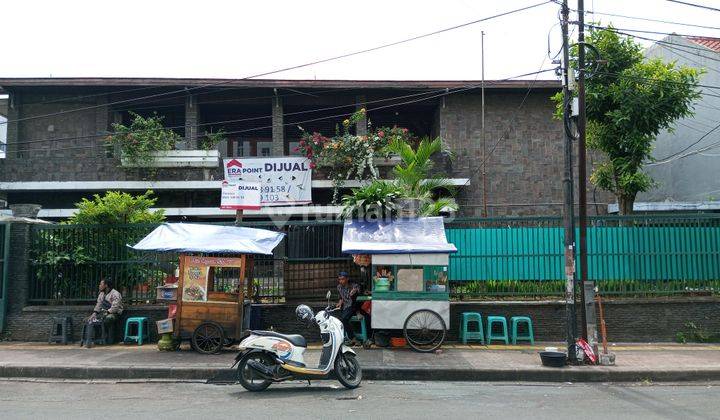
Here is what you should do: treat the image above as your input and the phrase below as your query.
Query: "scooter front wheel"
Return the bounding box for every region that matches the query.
[335,353,362,389]
[237,352,274,392]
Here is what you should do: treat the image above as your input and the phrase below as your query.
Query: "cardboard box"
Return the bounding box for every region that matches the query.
[156,318,174,334]
[156,285,178,302]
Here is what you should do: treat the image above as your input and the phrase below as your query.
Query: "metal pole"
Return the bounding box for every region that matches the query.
[560,0,577,359]
[481,30,488,217]
[577,0,598,354]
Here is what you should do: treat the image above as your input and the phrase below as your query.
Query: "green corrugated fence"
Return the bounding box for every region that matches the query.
[447,226,720,281]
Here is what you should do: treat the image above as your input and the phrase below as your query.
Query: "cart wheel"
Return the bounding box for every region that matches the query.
[403,309,446,353]
[192,322,225,354]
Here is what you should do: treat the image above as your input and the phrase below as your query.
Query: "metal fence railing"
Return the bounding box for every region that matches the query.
[25,214,720,304]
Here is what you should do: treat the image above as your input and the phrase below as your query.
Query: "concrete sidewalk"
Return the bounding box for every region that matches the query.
[1,342,719,382]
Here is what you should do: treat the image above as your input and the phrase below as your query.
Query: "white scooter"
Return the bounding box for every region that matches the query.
[233,291,362,391]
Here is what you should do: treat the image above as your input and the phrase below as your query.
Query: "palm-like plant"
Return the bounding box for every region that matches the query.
[385,137,458,216]
[340,180,404,219]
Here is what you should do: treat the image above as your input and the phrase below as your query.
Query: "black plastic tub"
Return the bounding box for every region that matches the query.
[539,351,567,367]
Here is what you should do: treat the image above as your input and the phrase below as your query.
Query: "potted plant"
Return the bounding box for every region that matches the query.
[108,112,220,168]
[385,136,458,217]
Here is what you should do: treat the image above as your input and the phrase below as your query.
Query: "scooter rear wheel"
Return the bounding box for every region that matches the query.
[237,352,274,392]
[335,353,362,389]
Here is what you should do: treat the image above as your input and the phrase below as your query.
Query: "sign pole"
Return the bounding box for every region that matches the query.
[235,209,243,226]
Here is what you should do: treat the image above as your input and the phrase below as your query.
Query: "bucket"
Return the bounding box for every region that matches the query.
[374,277,390,291]
[539,351,567,367]
[390,337,407,347]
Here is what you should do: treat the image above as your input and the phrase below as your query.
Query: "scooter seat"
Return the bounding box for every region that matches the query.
[251,330,307,348]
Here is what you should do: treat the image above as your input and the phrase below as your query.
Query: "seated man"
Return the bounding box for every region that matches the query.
[82,278,123,347]
[335,271,360,345]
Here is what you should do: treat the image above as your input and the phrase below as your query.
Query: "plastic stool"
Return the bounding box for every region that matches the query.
[486,316,509,344]
[459,312,484,344]
[124,317,150,345]
[510,316,535,344]
[349,315,368,342]
[80,321,107,348]
[49,316,74,344]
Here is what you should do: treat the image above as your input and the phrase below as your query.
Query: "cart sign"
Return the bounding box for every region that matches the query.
[223,157,312,206]
[221,181,261,210]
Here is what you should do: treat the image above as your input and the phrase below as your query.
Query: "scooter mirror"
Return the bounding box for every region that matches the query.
[326,290,332,300]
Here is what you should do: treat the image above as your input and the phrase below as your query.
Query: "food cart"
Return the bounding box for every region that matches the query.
[132,223,284,354]
[341,217,457,352]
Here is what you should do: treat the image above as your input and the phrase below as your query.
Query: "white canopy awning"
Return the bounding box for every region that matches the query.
[131,223,285,255]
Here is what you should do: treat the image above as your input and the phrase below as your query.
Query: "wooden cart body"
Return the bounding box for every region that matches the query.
[174,255,250,342]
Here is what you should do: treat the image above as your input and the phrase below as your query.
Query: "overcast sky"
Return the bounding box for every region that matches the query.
[2,0,719,81]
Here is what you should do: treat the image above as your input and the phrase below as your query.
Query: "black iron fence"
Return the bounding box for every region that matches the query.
[25,214,720,304]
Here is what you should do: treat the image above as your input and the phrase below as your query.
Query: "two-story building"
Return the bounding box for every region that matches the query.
[0,77,602,219]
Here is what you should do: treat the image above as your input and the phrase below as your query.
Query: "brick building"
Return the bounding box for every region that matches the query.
[0,78,607,219]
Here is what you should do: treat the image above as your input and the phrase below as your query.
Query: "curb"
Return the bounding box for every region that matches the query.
[2,365,720,383]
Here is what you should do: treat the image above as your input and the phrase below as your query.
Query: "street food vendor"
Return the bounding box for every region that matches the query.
[335,271,360,344]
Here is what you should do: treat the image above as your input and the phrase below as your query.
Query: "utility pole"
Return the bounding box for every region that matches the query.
[577,0,598,354]
[481,30,488,218]
[560,0,577,359]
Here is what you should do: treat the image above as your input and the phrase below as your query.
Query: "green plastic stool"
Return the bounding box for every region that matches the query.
[124,317,150,345]
[459,312,484,344]
[486,316,509,345]
[349,314,368,342]
[510,316,535,344]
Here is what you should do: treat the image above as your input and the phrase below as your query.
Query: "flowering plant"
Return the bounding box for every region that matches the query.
[297,109,413,201]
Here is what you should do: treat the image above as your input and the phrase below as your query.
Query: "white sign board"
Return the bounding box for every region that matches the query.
[223,157,312,206]
[220,181,261,210]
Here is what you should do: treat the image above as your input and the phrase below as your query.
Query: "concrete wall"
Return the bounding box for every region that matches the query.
[640,36,720,204]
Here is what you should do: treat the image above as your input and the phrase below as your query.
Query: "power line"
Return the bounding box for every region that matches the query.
[583,24,720,63]
[457,55,553,195]
[0,0,553,127]
[651,120,720,162]
[10,68,557,154]
[666,0,720,12]
[11,90,438,147]
[568,2,720,30]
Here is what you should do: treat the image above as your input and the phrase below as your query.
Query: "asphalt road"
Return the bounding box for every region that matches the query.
[0,379,718,420]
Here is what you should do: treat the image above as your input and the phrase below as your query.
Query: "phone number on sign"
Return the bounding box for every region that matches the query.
[261,185,290,194]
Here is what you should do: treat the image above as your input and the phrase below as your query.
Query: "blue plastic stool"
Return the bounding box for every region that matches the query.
[459,312,484,344]
[510,316,535,344]
[349,314,368,342]
[124,317,150,345]
[486,316,509,344]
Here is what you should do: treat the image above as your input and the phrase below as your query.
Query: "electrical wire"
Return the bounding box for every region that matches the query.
[666,0,720,13]
[10,87,424,147]
[583,24,720,65]
[0,0,553,127]
[457,55,553,196]
[9,68,557,154]
[551,0,720,31]
[651,121,720,162]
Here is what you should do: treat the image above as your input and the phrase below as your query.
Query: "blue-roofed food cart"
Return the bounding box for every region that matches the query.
[342,217,457,352]
[132,223,285,354]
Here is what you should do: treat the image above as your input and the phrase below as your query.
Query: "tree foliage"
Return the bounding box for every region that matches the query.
[553,26,702,213]
[68,190,165,225]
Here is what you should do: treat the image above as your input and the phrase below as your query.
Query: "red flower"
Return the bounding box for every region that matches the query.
[309,162,317,169]
[378,130,385,138]
[402,128,408,134]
